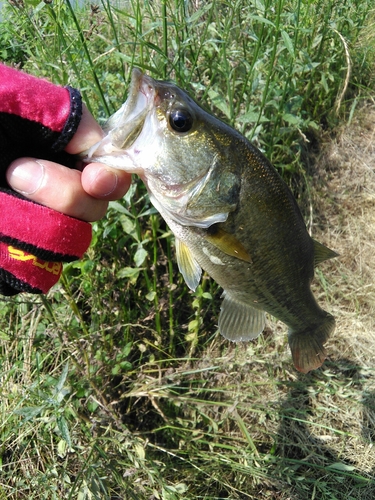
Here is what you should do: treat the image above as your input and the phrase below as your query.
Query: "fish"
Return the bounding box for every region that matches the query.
[84,68,337,373]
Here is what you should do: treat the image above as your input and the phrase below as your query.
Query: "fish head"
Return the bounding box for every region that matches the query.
[85,69,241,228]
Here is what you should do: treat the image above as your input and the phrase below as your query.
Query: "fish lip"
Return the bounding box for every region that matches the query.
[114,68,155,132]
[138,70,156,100]
[84,68,155,161]
[130,68,154,105]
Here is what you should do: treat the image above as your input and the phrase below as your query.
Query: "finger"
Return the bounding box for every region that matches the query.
[6,158,109,222]
[81,163,132,200]
[65,105,132,199]
[65,104,104,154]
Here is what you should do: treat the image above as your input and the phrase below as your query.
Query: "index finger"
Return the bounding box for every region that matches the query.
[65,104,104,155]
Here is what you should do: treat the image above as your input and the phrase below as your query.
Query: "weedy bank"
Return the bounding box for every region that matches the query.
[1,0,375,498]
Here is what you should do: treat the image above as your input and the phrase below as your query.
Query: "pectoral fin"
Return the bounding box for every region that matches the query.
[175,238,202,291]
[206,227,252,264]
[218,291,265,341]
[313,239,339,266]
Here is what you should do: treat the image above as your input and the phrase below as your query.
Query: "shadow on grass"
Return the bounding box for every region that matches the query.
[273,359,375,500]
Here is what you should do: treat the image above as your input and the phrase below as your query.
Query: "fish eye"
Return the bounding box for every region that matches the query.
[169,108,193,133]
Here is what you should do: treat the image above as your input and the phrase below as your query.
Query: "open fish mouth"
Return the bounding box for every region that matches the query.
[83,68,154,161]
[103,69,153,142]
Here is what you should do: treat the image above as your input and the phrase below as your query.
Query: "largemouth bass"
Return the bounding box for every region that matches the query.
[85,68,337,373]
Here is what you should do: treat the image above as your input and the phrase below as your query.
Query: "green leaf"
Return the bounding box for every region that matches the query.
[57,439,68,458]
[138,206,158,217]
[207,89,231,119]
[103,223,116,239]
[57,416,72,449]
[281,30,294,57]
[134,246,148,267]
[14,406,44,420]
[327,462,356,472]
[117,267,141,284]
[237,112,268,124]
[120,215,137,239]
[0,331,10,341]
[134,443,145,460]
[188,319,199,331]
[108,200,133,216]
[87,399,99,413]
[119,361,132,371]
[321,73,329,94]
[111,365,120,375]
[249,15,275,28]
[117,267,140,278]
[174,483,188,493]
[282,113,301,125]
[55,362,69,395]
[146,291,156,301]
[186,3,213,23]
[122,342,133,357]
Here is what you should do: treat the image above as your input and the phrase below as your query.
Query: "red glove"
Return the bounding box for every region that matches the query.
[0,64,92,295]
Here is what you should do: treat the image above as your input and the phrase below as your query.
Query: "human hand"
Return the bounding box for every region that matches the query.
[6,105,131,222]
[0,63,132,295]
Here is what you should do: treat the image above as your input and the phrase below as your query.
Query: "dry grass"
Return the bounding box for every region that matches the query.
[272,102,375,493]
[311,104,375,366]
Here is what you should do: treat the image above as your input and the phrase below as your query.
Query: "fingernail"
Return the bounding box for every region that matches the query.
[95,167,119,197]
[7,159,45,195]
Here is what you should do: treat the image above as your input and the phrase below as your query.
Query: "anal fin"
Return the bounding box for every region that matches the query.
[175,238,202,291]
[218,291,265,341]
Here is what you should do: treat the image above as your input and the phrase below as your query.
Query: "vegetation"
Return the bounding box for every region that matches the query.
[1,0,375,498]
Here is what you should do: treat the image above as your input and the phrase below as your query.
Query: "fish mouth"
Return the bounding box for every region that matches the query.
[104,68,155,150]
[105,68,155,150]
[83,68,154,161]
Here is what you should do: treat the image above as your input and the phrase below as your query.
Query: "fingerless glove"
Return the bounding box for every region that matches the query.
[0,64,92,295]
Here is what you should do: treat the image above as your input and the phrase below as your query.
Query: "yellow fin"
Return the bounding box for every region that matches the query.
[206,227,252,263]
[175,238,202,291]
[313,239,339,266]
[218,292,265,341]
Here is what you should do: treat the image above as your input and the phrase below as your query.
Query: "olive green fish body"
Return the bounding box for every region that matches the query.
[160,133,335,373]
[84,69,337,373]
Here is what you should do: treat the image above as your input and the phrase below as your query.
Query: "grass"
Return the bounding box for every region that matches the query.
[1,0,375,498]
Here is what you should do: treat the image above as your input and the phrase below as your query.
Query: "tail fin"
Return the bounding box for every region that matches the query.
[288,313,335,373]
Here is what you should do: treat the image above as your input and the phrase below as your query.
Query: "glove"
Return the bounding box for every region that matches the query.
[0,189,92,295]
[0,64,92,295]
